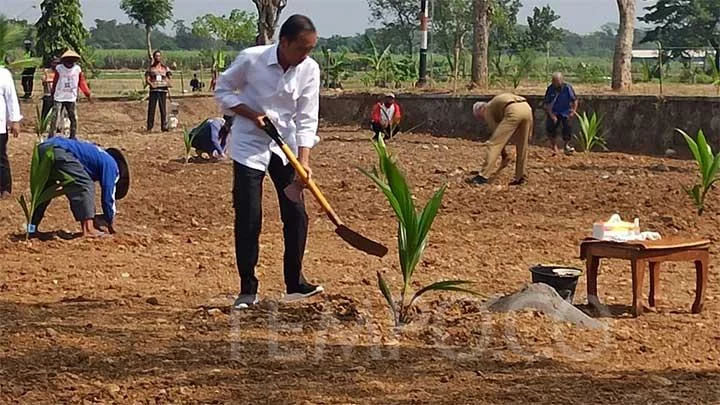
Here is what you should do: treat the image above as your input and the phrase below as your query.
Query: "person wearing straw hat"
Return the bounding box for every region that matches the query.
[28,137,130,238]
[370,92,402,140]
[51,49,92,139]
[469,93,533,186]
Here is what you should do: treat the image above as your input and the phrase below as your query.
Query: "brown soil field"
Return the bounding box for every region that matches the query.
[0,98,719,404]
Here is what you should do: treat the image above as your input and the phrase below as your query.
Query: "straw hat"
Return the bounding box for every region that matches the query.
[105,148,130,200]
[60,49,81,60]
[384,92,396,98]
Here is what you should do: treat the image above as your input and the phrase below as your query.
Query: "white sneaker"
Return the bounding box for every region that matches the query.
[233,294,259,310]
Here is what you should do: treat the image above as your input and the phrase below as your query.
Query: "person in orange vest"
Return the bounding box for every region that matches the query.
[51,50,92,139]
[370,93,401,141]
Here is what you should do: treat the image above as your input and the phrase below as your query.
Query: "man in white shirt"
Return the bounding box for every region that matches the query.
[0,65,23,198]
[215,15,323,309]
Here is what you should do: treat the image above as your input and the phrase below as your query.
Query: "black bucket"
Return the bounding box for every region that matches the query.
[529,265,582,303]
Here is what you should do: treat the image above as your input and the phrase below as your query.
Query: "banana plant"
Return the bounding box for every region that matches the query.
[0,17,40,71]
[321,48,349,89]
[677,129,720,216]
[509,50,535,89]
[707,55,720,96]
[18,145,75,240]
[575,112,607,155]
[389,55,416,88]
[183,121,207,163]
[360,35,392,88]
[359,137,476,326]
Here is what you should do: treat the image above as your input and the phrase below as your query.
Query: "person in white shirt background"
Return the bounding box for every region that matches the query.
[215,14,323,309]
[0,65,23,199]
[51,50,92,139]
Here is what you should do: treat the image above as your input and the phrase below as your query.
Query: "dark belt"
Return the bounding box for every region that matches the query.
[504,99,527,109]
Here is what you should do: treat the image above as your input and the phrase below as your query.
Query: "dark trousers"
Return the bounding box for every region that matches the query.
[371,121,400,140]
[0,134,10,193]
[546,115,572,142]
[53,101,78,139]
[41,96,54,122]
[233,155,309,295]
[21,68,35,98]
[147,91,168,131]
[31,146,95,228]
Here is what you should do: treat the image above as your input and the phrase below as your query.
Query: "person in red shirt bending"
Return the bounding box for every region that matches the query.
[371,93,401,141]
[51,50,92,139]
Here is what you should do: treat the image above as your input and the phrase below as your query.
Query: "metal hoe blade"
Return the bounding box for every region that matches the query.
[335,225,388,258]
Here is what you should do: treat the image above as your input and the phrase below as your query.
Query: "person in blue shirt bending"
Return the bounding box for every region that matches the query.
[189,115,232,160]
[543,72,579,155]
[29,137,130,237]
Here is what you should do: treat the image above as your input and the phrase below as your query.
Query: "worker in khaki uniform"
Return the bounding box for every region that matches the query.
[468,93,533,186]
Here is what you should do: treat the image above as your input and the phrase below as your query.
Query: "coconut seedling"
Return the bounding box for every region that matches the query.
[17,145,75,240]
[182,120,206,163]
[677,128,720,216]
[359,137,476,326]
[575,112,608,155]
[34,104,53,143]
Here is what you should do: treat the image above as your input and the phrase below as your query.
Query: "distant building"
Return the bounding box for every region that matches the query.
[632,49,715,66]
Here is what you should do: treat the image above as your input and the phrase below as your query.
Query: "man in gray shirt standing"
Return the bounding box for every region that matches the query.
[215,15,323,309]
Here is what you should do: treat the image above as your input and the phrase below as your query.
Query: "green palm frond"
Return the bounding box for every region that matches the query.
[575,112,607,154]
[677,128,720,215]
[360,137,476,325]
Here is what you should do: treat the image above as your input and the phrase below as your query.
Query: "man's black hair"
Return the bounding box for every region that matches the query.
[279,15,316,41]
[153,50,161,57]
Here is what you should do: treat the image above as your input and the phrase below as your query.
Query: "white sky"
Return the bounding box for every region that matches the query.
[4,0,647,36]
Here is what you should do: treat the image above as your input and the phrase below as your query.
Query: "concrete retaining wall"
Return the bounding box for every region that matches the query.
[319,93,720,154]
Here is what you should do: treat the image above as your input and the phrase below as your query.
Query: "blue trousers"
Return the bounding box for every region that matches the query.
[546,115,572,142]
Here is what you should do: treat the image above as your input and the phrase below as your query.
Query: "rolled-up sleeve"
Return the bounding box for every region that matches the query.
[295,63,320,148]
[3,70,23,122]
[214,53,248,110]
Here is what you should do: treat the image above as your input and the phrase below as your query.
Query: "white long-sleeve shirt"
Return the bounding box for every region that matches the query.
[214,44,320,171]
[0,67,23,133]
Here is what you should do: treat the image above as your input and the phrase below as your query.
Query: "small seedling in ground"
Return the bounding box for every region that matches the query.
[34,104,53,142]
[575,112,608,154]
[677,128,720,216]
[182,120,206,163]
[359,137,477,326]
[17,144,75,240]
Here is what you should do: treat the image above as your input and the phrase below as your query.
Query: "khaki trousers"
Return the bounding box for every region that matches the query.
[480,102,533,180]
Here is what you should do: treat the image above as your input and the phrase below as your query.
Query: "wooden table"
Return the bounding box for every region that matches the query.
[580,238,710,317]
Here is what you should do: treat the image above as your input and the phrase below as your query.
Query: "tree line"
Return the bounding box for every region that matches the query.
[3,0,720,92]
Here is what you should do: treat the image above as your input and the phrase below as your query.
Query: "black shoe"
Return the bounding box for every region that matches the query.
[284,283,324,302]
[509,176,527,186]
[466,175,489,186]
